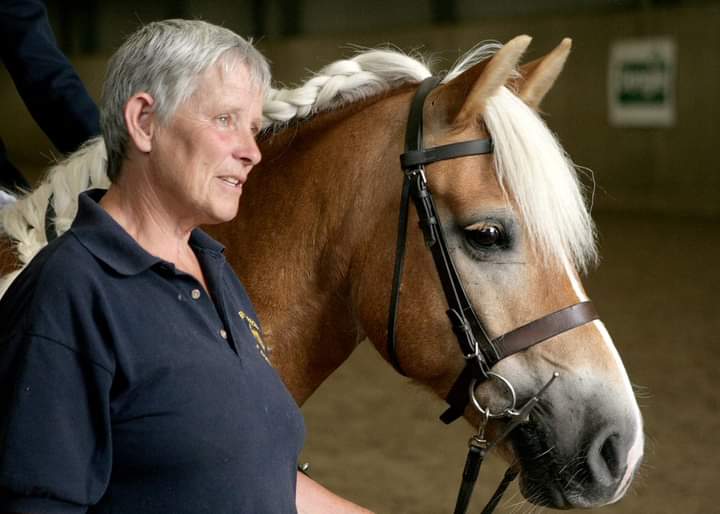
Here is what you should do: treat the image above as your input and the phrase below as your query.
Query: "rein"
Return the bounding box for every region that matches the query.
[387,77,600,513]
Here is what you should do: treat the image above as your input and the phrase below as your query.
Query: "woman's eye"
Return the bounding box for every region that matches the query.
[464,223,507,249]
[216,115,231,127]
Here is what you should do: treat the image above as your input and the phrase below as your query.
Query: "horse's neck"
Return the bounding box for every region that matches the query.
[208,91,410,403]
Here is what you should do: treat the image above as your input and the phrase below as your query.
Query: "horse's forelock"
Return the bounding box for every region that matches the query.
[484,87,598,272]
[443,42,505,83]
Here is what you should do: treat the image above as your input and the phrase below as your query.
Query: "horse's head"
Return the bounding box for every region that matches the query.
[353,36,643,508]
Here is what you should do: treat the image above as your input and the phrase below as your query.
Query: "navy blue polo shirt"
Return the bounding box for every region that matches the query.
[0,189,305,513]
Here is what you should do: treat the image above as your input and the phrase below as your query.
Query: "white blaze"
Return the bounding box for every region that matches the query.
[563,258,644,502]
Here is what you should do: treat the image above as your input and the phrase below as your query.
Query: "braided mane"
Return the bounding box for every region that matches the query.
[261,44,500,128]
[263,49,430,126]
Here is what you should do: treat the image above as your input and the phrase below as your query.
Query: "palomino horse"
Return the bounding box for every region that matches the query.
[0,36,643,509]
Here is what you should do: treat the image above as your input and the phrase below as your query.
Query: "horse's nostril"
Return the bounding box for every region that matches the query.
[590,431,626,486]
[600,434,621,478]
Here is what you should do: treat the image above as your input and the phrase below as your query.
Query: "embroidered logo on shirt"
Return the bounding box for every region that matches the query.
[238,311,272,365]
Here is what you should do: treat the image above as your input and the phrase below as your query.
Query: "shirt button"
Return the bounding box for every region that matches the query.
[191,289,201,300]
[219,329,228,339]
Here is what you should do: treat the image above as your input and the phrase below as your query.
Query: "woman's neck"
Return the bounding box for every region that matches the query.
[99,173,207,288]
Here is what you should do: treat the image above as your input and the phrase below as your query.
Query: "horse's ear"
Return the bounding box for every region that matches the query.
[447,35,532,127]
[514,38,572,109]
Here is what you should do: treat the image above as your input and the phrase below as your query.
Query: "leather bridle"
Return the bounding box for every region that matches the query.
[387,76,600,513]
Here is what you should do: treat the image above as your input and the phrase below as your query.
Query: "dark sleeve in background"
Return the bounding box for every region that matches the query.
[0,0,100,156]
[0,137,28,192]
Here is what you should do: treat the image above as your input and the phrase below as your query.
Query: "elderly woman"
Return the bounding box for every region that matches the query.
[0,20,371,514]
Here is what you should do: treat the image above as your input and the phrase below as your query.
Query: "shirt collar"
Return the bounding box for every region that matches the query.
[70,189,225,276]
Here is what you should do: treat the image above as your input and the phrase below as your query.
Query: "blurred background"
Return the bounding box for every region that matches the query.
[1,0,718,512]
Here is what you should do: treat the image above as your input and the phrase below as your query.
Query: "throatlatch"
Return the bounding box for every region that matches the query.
[386,76,601,514]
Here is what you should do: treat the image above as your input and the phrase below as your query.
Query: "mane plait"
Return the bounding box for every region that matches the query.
[263,48,433,128]
[0,137,108,262]
[261,43,509,129]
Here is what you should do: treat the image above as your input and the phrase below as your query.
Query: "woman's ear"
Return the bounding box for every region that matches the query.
[124,92,156,153]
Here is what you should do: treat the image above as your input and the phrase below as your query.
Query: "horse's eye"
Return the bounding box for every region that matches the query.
[465,223,506,248]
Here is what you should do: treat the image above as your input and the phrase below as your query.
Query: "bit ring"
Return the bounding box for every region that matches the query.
[469,371,518,419]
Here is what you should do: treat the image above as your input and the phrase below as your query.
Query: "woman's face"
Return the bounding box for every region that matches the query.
[148,62,264,228]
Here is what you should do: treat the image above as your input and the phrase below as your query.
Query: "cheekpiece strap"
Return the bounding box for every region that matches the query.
[386,77,441,375]
[403,76,441,153]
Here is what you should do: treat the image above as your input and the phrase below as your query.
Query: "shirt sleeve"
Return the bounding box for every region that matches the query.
[0,0,100,154]
[0,332,113,513]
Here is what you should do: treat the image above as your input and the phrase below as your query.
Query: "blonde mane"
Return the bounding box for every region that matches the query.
[0,42,595,296]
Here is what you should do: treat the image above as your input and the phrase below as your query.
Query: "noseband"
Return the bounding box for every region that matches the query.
[387,76,600,513]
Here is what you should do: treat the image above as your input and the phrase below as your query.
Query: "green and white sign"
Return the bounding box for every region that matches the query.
[608,37,676,127]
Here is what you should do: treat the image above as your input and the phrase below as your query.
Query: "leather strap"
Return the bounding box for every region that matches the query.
[386,77,441,374]
[494,301,599,360]
[440,365,477,424]
[404,77,440,150]
[386,174,413,374]
[453,438,487,514]
[401,139,494,169]
[480,467,519,514]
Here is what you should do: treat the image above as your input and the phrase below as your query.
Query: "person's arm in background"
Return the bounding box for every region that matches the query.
[0,0,100,155]
[296,472,376,514]
[0,138,27,192]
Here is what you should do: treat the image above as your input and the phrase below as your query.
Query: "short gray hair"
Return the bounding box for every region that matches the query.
[101,19,271,182]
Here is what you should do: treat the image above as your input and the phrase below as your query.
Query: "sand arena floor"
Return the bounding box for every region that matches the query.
[300,212,720,513]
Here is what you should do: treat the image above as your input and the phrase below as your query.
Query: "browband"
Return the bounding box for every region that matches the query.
[400,139,494,169]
